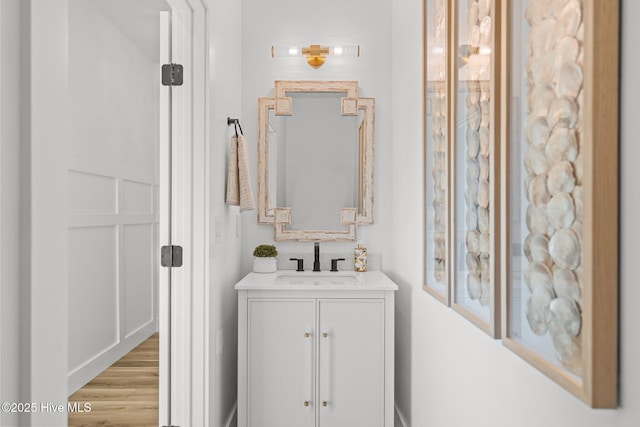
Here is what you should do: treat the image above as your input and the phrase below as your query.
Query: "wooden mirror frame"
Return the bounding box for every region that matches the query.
[257,80,375,241]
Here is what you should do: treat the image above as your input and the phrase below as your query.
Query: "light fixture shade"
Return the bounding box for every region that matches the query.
[271,46,301,57]
[271,44,360,68]
[329,45,360,57]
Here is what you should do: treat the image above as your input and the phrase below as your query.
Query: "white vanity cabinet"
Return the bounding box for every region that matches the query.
[235,271,397,427]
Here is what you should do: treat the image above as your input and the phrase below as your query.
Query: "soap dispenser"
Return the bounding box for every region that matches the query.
[354,243,367,272]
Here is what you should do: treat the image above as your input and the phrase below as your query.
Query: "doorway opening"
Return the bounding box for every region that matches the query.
[66,0,169,424]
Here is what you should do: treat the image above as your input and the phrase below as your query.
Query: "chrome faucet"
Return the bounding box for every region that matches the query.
[313,242,321,272]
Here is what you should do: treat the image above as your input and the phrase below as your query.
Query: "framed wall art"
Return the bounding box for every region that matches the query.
[500,0,618,408]
[424,0,502,337]
[424,0,451,304]
[451,0,501,337]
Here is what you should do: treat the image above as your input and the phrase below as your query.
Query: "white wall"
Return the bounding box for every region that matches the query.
[205,0,244,424]
[389,0,423,423]
[390,0,640,426]
[240,0,393,273]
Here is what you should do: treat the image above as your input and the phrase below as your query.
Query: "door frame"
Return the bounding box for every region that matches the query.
[30,1,70,425]
[29,0,210,425]
[0,0,4,407]
[159,0,210,426]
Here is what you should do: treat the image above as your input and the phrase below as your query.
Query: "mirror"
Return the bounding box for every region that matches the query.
[268,93,362,230]
[257,81,375,241]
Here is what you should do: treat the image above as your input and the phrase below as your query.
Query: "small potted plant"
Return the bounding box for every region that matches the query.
[252,244,278,273]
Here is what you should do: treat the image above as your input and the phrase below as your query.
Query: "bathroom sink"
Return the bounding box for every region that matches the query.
[234,270,397,291]
[276,270,360,285]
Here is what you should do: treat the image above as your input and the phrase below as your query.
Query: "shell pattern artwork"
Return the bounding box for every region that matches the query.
[523,0,584,374]
[464,0,492,307]
[432,0,448,284]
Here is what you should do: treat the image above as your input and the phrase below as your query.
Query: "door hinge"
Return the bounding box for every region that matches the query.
[161,63,183,86]
[161,245,183,267]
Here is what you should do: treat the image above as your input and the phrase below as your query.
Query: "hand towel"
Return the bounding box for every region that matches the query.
[226,134,256,211]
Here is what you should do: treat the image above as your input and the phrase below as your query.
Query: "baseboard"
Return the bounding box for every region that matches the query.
[225,402,237,427]
[395,403,409,427]
[67,322,156,395]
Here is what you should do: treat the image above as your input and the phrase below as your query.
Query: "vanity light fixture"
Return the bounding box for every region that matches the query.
[271,44,360,69]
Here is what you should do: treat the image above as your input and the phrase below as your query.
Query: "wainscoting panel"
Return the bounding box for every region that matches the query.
[68,225,119,373]
[123,223,156,338]
[67,162,158,394]
[122,179,154,215]
[68,170,117,214]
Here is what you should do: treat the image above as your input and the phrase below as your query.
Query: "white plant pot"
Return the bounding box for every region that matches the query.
[253,257,277,273]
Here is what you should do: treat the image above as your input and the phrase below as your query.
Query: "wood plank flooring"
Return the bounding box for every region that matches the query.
[69,333,159,427]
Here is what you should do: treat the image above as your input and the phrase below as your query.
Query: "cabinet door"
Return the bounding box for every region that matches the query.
[247,299,316,427]
[318,299,385,427]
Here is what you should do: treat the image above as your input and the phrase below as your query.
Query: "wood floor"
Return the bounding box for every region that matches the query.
[69,333,159,427]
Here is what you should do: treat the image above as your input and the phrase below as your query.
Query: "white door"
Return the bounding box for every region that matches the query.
[248,299,316,427]
[318,299,385,427]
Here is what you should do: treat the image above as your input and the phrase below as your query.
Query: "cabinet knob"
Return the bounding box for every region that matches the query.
[322,332,329,338]
[304,401,310,407]
[322,401,328,407]
[304,332,310,338]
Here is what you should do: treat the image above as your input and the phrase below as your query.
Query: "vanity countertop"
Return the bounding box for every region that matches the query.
[234,270,398,291]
